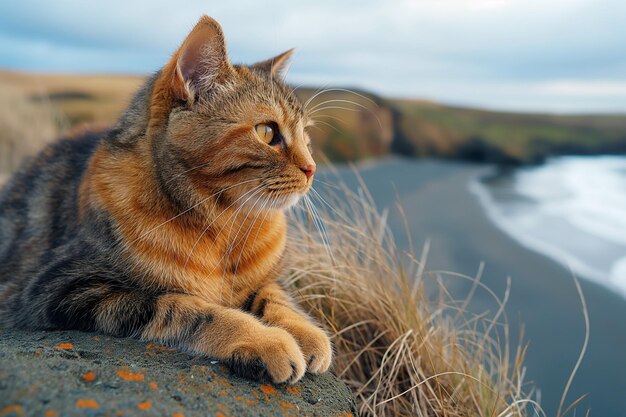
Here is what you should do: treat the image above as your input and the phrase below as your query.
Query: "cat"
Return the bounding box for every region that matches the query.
[0,15,332,384]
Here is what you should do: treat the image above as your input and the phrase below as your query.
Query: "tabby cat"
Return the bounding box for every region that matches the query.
[0,16,332,384]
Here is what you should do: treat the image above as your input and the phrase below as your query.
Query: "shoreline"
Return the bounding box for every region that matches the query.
[470,155,626,300]
[469,171,626,300]
[325,157,626,416]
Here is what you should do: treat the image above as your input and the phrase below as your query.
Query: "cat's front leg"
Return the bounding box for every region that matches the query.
[246,282,333,374]
[37,271,307,383]
[141,294,307,383]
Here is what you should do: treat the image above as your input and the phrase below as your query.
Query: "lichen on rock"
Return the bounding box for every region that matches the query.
[0,329,357,417]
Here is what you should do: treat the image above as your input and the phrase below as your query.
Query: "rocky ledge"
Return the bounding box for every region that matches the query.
[0,329,357,417]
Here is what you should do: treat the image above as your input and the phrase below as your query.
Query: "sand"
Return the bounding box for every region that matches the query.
[323,158,626,417]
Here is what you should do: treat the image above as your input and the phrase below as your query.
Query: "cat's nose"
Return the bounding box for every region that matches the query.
[301,164,316,181]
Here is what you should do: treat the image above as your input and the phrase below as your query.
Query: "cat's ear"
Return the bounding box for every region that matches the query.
[251,49,295,79]
[171,16,232,101]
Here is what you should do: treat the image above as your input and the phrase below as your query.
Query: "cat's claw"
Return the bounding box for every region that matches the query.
[228,327,306,384]
[290,324,333,374]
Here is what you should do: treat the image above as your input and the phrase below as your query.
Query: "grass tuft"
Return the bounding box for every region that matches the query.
[287,177,543,417]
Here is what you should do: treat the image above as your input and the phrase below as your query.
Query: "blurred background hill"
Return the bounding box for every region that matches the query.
[3,69,626,176]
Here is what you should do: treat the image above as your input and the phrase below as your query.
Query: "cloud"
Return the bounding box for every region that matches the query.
[1,0,625,113]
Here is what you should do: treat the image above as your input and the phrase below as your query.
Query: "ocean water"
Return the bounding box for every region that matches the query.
[472,156,626,298]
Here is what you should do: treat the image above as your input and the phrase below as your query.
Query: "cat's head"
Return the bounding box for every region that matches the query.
[148,16,315,213]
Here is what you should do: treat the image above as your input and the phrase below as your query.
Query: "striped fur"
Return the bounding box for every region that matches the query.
[0,16,331,384]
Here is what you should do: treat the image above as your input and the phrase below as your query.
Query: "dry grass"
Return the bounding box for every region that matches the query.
[0,70,143,125]
[0,70,142,176]
[286,175,555,417]
[0,84,61,174]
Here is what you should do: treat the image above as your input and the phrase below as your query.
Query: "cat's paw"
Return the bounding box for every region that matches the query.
[289,323,333,374]
[228,327,306,384]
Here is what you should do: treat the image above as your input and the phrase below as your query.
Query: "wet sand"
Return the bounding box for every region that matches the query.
[323,158,626,417]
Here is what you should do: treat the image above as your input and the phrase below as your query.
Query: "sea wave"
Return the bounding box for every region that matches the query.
[470,156,626,298]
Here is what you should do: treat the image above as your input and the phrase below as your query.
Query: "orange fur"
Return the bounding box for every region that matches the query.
[86,140,287,302]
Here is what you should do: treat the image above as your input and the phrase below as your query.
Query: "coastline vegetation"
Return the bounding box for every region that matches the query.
[0,69,591,416]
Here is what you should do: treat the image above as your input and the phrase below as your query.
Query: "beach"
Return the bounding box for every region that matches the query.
[321,158,626,417]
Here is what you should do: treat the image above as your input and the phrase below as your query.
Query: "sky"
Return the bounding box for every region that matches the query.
[1,0,625,114]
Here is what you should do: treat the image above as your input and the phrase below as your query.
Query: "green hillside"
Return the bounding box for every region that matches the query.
[390,98,626,163]
[1,70,625,173]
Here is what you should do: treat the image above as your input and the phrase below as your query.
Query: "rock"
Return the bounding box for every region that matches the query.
[0,329,358,417]
[452,137,522,166]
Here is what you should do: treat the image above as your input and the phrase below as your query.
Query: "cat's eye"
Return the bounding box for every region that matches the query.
[255,123,275,144]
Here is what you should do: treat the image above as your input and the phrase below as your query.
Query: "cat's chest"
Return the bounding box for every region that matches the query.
[86,145,288,306]
[125,211,287,305]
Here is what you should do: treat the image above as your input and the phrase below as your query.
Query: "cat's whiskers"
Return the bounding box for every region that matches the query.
[183,183,270,269]
[310,186,343,219]
[304,87,376,111]
[301,196,326,258]
[310,178,342,191]
[308,120,343,135]
[242,195,273,261]
[228,195,273,306]
[209,208,255,303]
[310,114,349,125]
[302,84,332,110]
[303,88,382,129]
[308,187,371,251]
[202,185,271,273]
[220,190,265,267]
[307,98,371,114]
[308,104,385,133]
[131,177,267,244]
[308,106,359,116]
[289,81,308,96]
[303,194,336,271]
[218,184,301,305]
[196,179,292,294]
[309,114,351,136]
[216,191,269,303]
